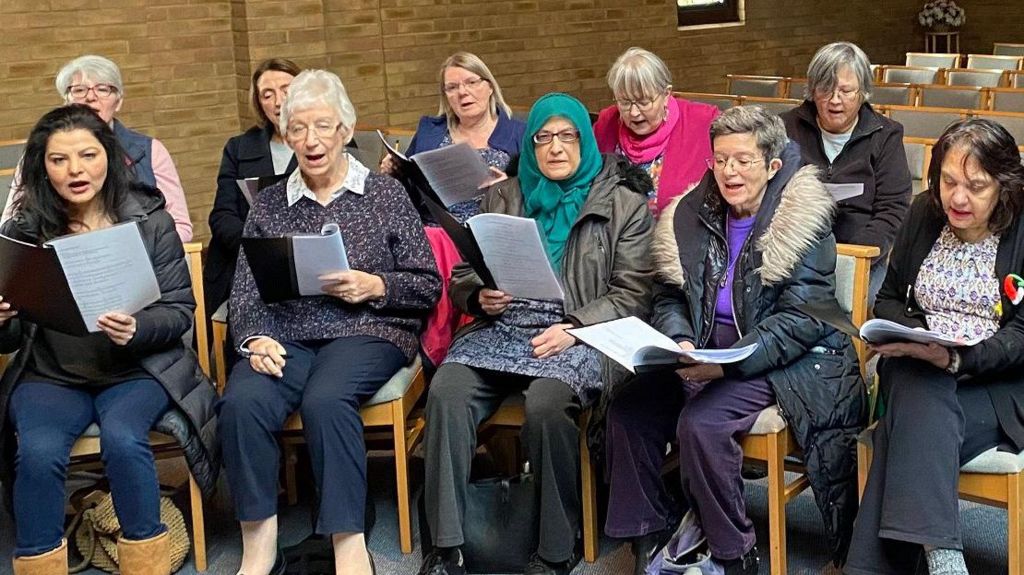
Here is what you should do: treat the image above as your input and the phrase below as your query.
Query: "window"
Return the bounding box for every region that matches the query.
[677,0,742,27]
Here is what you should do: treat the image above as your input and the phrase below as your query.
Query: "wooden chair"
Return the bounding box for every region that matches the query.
[740,242,878,575]
[881,65,942,86]
[674,91,742,111]
[994,43,1024,57]
[944,67,1008,88]
[69,242,210,571]
[0,139,25,171]
[967,54,1024,72]
[1010,71,1024,89]
[476,394,600,563]
[725,75,787,98]
[885,105,968,139]
[211,314,427,554]
[871,83,917,107]
[971,110,1024,144]
[916,84,987,110]
[739,96,801,115]
[987,88,1024,113]
[902,136,935,196]
[785,78,808,100]
[906,52,960,69]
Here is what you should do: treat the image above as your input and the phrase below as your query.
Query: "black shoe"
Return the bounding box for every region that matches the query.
[720,546,759,575]
[417,547,466,575]
[631,528,674,575]
[523,550,582,575]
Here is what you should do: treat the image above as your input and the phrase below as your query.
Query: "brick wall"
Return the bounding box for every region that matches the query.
[6,0,992,245]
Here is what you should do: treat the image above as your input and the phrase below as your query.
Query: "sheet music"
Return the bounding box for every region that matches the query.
[859,318,982,347]
[466,213,564,301]
[411,143,491,206]
[45,222,160,332]
[292,223,350,296]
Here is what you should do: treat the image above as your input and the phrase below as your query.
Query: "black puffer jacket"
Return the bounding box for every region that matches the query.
[651,142,865,563]
[0,186,220,513]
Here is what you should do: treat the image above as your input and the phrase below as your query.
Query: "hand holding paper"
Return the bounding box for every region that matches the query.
[0,296,16,326]
[97,312,137,346]
[319,270,385,304]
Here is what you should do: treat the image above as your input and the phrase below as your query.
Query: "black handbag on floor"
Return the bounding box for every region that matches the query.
[462,473,539,574]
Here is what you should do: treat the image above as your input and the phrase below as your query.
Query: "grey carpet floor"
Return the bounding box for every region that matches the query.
[0,453,1010,574]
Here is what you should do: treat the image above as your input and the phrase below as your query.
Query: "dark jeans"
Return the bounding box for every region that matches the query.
[423,362,582,563]
[217,335,405,534]
[10,378,171,557]
[845,357,1007,575]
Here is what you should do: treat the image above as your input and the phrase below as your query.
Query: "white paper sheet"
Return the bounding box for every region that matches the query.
[859,318,982,347]
[412,143,491,206]
[824,182,865,202]
[45,222,160,332]
[568,316,759,373]
[292,223,350,296]
[466,213,564,301]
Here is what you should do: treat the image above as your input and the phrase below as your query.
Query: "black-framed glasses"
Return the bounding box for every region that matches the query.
[532,130,580,145]
[66,84,118,100]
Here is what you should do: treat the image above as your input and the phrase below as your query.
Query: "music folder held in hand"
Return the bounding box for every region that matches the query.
[241,223,350,304]
[0,222,160,336]
[797,299,981,347]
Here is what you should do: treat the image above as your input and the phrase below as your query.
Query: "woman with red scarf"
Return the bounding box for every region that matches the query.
[593,47,719,217]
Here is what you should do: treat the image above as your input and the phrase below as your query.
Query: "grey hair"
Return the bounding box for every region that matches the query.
[280,69,357,145]
[805,41,873,102]
[606,47,673,99]
[55,55,124,102]
[710,105,788,160]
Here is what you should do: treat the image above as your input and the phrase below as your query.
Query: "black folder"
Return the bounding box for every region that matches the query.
[0,236,84,335]
[240,237,298,304]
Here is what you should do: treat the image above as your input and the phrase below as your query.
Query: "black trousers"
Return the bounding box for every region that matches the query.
[423,362,582,563]
[845,357,1007,575]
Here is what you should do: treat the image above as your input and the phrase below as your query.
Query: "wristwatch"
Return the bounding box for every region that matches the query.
[945,348,961,375]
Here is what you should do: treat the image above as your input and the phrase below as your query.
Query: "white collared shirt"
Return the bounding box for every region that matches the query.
[285,153,370,207]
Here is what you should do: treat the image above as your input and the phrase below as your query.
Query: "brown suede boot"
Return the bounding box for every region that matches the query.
[12,539,68,575]
[117,531,171,575]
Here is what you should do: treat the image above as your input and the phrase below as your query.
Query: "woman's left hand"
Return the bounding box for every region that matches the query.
[531,323,577,359]
[320,271,386,304]
[675,363,725,385]
[868,341,951,370]
[97,312,137,346]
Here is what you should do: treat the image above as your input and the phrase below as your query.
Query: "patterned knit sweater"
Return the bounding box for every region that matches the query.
[229,172,441,360]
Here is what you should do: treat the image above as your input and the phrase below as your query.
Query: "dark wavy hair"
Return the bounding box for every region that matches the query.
[928,118,1024,235]
[13,104,134,241]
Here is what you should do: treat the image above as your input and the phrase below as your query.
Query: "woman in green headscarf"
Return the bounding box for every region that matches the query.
[417,93,656,575]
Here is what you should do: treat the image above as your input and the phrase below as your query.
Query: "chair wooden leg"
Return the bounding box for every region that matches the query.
[857,440,871,503]
[189,473,207,572]
[1009,471,1023,575]
[391,399,413,554]
[580,422,598,563]
[766,430,787,575]
[284,443,298,506]
[212,321,228,393]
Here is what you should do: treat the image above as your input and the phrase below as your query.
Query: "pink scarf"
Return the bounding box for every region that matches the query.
[616,96,680,164]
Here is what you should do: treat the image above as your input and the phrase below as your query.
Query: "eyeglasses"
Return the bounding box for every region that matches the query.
[814,86,860,102]
[286,120,341,141]
[533,130,580,145]
[443,77,488,94]
[614,95,660,112]
[706,156,766,173]
[66,84,118,100]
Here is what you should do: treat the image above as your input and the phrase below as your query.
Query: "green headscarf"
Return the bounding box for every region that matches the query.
[519,93,603,269]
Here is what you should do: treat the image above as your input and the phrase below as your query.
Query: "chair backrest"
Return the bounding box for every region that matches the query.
[882,66,941,85]
[346,128,386,169]
[887,105,967,139]
[870,83,916,106]
[971,111,1024,145]
[738,96,801,115]
[902,137,934,196]
[989,88,1024,113]
[917,84,986,109]
[906,52,960,68]
[967,54,1023,71]
[0,168,13,212]
[674,91,741,111]
[725,74,786,98]
[994,43,1024,56]
[183,242,210,378]
[0,139,25,171]
[835,243,881,374]
[944,67,1007,88]
[785,78,808,100]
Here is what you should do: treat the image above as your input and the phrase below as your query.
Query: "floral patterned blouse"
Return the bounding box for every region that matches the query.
[915,225,1001,342]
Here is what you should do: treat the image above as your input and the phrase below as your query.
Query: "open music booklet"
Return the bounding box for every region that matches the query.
[241,223,350,303]
[568,316,759,374]
[378,129,491,207]
[0,222,160,336]
[797,300,982,347]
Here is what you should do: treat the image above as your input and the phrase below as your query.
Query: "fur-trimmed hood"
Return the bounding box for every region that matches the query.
[653,158,833,287]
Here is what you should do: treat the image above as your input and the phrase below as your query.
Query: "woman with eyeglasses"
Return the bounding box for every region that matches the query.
[417,93,654,575]
[2,55,192,242]
[593,47,719,217]
[781,41,912,302]
[217,70,440,575]
[604,106,864,575]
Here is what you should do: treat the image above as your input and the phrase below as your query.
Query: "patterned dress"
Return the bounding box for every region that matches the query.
[915,225,1001,342]
[615,144,664,215]
[442,298,603,403]
[438,132,512,223]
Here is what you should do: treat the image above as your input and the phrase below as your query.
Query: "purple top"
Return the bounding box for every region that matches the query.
[714,212,757,326]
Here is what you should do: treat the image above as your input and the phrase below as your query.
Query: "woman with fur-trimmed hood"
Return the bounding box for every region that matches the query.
[604,106,864,575]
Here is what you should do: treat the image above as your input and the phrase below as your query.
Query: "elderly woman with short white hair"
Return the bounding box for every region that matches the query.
[217,69,441,575]
[1,54,192,241]
[593,47,719,217]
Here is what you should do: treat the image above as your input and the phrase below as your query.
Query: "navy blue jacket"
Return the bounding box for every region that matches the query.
[406,109,526,157]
